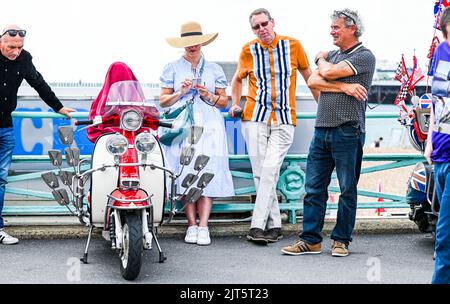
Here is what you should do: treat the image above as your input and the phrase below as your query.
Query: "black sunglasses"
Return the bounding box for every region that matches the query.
[1,29,27,38]
[251,20,270,31]
[335,11,357,25]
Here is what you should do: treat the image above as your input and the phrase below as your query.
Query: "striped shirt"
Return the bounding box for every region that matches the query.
[236,34,310,126]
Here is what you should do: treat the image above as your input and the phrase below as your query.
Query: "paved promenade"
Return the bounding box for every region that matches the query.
[0,233,434,284]
[0,216,435,284]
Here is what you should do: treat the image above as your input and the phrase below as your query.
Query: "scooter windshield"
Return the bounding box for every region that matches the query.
[101,80,159,120]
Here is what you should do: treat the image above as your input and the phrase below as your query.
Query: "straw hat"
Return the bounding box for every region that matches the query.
[166,21,218,48]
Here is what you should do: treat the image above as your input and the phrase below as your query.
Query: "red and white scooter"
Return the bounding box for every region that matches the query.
[42,80,213,280]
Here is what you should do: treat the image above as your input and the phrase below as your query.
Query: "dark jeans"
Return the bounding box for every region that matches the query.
[0,128,15,229]
[300,124,365,245]
[432,162,450,284]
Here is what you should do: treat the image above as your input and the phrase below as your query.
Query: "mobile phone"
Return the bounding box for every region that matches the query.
[191,78,202,87]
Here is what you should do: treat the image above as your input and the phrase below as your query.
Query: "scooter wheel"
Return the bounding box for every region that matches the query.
[120,211,143,280]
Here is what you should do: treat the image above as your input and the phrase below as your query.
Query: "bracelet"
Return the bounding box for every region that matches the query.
[212,95,221,107]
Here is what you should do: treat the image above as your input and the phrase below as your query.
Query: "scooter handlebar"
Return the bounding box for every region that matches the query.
[158,121,173,129]
[74,120,93,126]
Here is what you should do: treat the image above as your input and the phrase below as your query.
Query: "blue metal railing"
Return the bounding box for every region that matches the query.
[4,111,421,224]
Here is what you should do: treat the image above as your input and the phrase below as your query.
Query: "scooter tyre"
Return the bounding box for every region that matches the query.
[120,211,143,280]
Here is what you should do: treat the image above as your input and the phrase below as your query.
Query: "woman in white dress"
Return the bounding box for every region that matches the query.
[159,21,234,246]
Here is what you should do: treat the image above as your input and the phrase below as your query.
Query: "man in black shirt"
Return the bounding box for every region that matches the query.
[0,25,74,245]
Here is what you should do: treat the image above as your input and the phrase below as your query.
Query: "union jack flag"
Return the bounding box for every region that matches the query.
[411,165,427,192]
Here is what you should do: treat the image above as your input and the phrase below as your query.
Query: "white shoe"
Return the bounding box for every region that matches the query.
[184,225,198,244]
[197,227,211,246]
[0,229,19,245]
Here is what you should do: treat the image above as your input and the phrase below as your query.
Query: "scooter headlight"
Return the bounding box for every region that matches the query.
[106,134,128,156]
[121,110,143,131]
[135,132,156,154]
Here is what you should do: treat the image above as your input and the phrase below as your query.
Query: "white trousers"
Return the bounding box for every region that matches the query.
[241,121,295,230]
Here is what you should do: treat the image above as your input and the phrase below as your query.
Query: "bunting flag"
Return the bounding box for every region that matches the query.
[409,66,425,90]
[393,1,438,151]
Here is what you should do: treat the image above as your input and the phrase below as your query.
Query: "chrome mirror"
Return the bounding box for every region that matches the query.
[193,155,210,171]
[188,126,203,145]
[65,147,80,166]
[58,126,74,146]
[59,171,74,186]
[184,187,203,205]
[181,173,199,188]
[48,150,62,167]
[41,172,59,189]
[180,146,195,166]
[52,189,70,206]
[197,172,214,189]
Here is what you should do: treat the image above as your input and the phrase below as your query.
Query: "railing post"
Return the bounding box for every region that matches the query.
[277,162,306,224]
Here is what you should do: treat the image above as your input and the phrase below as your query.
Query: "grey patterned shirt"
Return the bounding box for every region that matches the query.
[315,43,376,132]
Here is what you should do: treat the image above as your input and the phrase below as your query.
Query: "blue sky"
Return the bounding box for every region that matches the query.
[6,0,437,82]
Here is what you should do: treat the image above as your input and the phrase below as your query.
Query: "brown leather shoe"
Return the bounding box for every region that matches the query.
[281,240,322,256]
[331,241,349,257]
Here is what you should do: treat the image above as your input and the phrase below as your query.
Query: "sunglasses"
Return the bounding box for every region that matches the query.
[1,29,27,38]
[251,20,270,31]
[335,11,357,25]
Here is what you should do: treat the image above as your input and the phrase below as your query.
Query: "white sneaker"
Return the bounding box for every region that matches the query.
[184,225,198,244]
[197,226,211,246]
[0,229,19,245]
